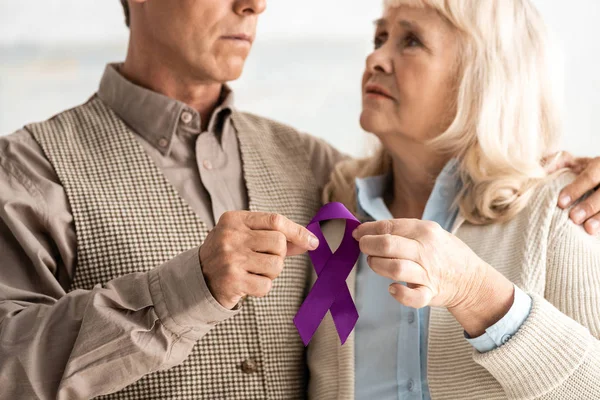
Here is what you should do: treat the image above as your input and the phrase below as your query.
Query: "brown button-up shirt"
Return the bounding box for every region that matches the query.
[0,64,345,399]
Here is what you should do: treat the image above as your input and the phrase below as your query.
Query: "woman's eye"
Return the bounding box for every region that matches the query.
[373,34,387,49]
[404,34,422,48]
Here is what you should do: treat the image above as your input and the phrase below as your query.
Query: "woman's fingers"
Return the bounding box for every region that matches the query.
[353,219,427,240]
[388,283,434,309]
[367,257,427,284]
[358,234,420,260]
[367,256,435,309]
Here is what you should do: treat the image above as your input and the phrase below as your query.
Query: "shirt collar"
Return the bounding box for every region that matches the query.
[97,63,235,155]
[355,174,394,221]
[355,159,461,222]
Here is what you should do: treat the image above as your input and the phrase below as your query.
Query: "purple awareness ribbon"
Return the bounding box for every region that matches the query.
[293,202,361,346]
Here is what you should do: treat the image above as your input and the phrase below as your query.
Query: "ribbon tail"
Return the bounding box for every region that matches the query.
[294,258,353,346]
[293,290,331,346]
[329,288,358,345]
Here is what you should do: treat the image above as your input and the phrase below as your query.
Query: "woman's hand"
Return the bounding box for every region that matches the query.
[353,219,515,336]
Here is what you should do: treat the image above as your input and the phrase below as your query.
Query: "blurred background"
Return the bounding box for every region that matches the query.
[0,0,598,157]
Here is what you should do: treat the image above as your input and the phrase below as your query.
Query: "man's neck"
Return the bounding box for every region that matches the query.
[121,42,223,131]
[384,138,450,219]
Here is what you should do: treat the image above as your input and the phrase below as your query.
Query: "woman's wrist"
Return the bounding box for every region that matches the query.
[449,263,515,338]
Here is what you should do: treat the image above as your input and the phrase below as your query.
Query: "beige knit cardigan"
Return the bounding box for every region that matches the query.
[307,172,600,399]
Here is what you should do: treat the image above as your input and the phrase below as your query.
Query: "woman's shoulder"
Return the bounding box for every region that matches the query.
[522,170,594,244]
[468,171,582,248]
[540,170,578,198]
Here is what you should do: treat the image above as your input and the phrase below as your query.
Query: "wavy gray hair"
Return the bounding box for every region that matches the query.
[325,0,563,225]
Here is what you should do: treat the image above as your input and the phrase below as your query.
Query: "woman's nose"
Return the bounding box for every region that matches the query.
[366,49,393,75]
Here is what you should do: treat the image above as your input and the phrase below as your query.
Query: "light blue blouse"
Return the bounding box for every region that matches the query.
[354,160,532,399]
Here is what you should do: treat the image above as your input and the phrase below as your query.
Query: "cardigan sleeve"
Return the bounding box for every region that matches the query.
[473,190,600,399]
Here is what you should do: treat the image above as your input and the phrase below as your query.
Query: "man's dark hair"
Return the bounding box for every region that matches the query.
[120,0,130,28]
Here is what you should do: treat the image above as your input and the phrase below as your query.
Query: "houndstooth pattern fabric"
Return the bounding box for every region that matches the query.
[27,96,321,399]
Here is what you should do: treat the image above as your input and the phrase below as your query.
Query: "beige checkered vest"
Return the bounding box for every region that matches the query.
[27,96,321,399]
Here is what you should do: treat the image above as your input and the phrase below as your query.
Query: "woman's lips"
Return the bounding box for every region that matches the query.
[364,83,395,101]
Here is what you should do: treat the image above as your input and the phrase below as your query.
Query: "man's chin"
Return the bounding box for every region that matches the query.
[188,69,244,85]
[210,59,247,83]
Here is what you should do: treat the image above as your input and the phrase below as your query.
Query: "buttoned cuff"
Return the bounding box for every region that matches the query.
[473,294,593,399]
[466,285,532,353]
[148,247,239,339]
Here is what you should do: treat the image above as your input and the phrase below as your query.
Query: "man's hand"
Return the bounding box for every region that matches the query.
[199,211,319,309]
[544,152,600,235]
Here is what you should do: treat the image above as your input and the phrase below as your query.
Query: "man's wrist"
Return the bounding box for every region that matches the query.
[149,247,238,338]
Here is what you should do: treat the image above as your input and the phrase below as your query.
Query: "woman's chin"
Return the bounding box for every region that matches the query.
[360,110,389,136]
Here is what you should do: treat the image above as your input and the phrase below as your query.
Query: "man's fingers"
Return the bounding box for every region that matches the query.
[367,257,427,284]
[248,230,288,257]
[558,159,600,208]
[584,215,600,236]
[247,226,311,257]
[242,273,274,298]
[245,253,285,280]
[543,151,575,173]
[569,189,600,225]
[571,157,594,174]
[286,242,310,257]
[243,212,319,250]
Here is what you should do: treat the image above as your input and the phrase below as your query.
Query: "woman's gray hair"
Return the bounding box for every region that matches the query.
[326,0,563,225]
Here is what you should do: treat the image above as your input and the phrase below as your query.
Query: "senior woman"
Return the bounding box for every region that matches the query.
[307,0,600,399]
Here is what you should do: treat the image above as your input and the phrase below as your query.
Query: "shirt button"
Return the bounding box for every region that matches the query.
[180,110,193,124]
[158,137,169,148]
[241,359,258,374]
[501,334,512,344]
[407,379,415,392]
[203,160,213,170]
[407,311,415,324]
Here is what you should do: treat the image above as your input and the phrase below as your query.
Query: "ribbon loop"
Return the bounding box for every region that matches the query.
[293,203,361,346]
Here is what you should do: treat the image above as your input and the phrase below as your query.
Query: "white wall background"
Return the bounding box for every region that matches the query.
[1,0,598,157]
